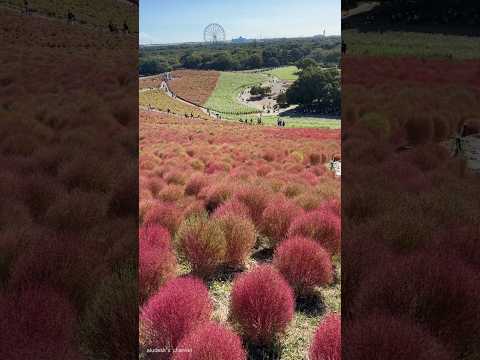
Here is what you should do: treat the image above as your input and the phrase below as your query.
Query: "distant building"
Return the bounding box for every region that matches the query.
[231,36,251,44]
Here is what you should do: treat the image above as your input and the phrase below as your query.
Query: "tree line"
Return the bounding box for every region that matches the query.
[139,36,341,76]
[280,62,340,115]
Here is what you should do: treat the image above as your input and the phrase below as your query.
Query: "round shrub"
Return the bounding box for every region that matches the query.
[294,193,323,211]
[212,199,251,220]
[0,285,79,360]
[80,267,138,359]
[158,184,184,202]
[257,164,273,177]
[203,183,234,213]
[405,115,433,145]
[217,213,256,268]
[164,171,186,185]
[288,210,340,255]
[353,253,480,356]
[341,235,392,320]
[318,198,341,217]
[359,112,391,139]
[183,200,208,219]
[234,185,272,226]
[9,235,102,311]
[45,189,108,231]
[143,202,183,236]
[273,236,332,296]
[261,197,304,246]
[308,152,322,165]
[146,177,165,197]
[309,314,341,360]
[140,277,213,356]
[185,174,208,196]
[139,224,177,302]
[230,265,294,345]
[176,215,226,277]
[172,322,246,360]
[344,313,452,360]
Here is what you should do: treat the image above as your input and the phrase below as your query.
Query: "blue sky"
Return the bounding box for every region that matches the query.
[140,0,340,44]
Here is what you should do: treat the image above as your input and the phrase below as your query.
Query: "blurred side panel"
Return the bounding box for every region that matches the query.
[0,1,138,359]
[342,1,480,359]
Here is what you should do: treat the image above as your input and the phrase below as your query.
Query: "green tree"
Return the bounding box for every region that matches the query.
[286,67,340,114]
[297,58,318,70]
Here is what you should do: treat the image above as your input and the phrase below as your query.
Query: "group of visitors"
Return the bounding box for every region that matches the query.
[277,119,286,127]
[22,1,130,33]
[239,118,263,125]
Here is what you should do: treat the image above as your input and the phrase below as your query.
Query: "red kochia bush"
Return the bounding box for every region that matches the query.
[235,185,272,226]
[139,224,177,302]
[273,236,332,296]
[230,265,294,345]
[172,322,246,360]
[261,197,304,246]
[309,314,341,360]
[141,277,213,357]
[288,210,340,254]
[143,202,183,235]
[318,198,341,217]
[0,286,80,360]
[212,199,251,220]
[343,313,452,360]
[185,174,208,196]
[203,183,234,213]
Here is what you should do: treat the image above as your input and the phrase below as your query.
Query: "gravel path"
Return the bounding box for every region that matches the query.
[444,134,480,174]
[237,75,292,115]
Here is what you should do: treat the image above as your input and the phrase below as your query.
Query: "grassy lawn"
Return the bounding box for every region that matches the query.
[343,29,480,59]
[277,116,340,129]
[265,66,300,81]
[204,71,267,114]
[219,114,341,129]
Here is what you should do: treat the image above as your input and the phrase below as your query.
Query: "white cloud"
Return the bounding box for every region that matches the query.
[139,32,156,44]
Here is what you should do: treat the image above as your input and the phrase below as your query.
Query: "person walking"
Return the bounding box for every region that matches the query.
[454,124,465,156]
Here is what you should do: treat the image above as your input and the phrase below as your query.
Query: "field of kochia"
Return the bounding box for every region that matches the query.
[139,90,211,120]
[139,111,341,359]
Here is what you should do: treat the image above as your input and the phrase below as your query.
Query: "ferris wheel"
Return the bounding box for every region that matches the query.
[204,23,226,43]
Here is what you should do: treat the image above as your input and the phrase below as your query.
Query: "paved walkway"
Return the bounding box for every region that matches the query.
[444,134,480,174]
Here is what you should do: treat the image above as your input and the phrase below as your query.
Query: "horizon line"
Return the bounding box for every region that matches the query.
[139,33,341,46]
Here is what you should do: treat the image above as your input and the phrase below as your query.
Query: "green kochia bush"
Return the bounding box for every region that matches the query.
[176,215,227,278]
[80,266,138,360]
